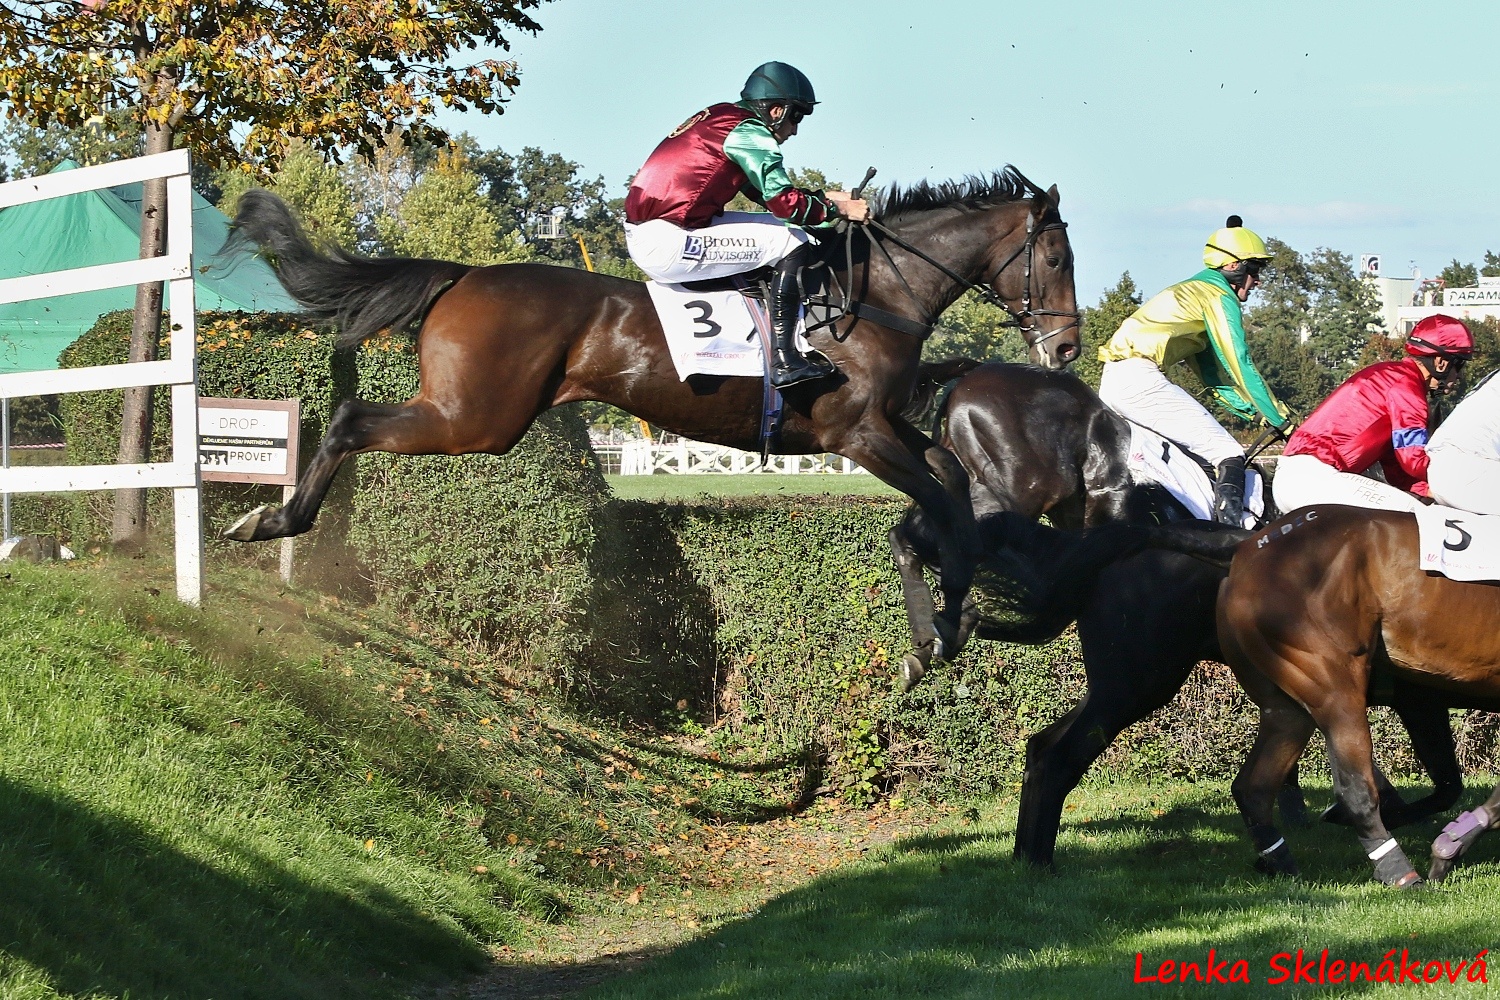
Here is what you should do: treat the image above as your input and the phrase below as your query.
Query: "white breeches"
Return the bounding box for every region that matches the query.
[624,213,811,283]
[1272,453,1425,515]
[1098,357,1244,466]
[1429,448,1500,515]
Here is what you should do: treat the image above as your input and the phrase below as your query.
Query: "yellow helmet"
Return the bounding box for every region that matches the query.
[1203,215,1271,269]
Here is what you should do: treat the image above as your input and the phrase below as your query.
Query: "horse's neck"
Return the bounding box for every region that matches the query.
[875,205,1030,317]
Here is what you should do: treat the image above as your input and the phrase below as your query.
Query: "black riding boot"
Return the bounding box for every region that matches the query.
[767,247,835,389]
[1213,455,1247,526]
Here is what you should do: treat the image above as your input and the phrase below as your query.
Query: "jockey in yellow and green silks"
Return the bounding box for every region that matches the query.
[1097,216,1291,525]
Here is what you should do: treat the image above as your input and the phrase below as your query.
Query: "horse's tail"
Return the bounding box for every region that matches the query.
[972,517,1249,644]
[902,357,984,428]
[224,189,472,348]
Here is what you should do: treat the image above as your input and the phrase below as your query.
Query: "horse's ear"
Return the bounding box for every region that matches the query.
[1046,184,1061,210]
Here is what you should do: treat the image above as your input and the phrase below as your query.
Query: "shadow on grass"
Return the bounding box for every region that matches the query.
[578,798,1500,1000]
[0,777,486,1000]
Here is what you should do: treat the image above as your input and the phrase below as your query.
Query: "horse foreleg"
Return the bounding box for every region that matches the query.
[1389,689,1464,827]
[1429,780,1500,882]
[888,508,941,691]
[842,419,976,661]
[896,420,979,658]
[226,398,462,542]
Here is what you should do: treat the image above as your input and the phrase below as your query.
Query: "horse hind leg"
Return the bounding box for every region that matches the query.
[1232,692,1315,878]
[226,397,468,542]
[1321,709,1423,888]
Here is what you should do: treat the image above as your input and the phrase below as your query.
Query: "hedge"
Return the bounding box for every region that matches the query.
[49,310,615,676]
[648,497,1500,799]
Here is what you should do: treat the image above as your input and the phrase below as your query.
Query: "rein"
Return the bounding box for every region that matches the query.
[821,204,1080,348]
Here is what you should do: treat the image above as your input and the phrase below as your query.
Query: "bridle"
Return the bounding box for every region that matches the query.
[843,209,1082,350]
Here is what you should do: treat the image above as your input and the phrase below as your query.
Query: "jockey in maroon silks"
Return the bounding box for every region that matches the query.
[1273,314,1473,514]
[625,61,869,388]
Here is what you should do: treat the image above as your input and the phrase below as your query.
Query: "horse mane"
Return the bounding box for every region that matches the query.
[874,166,1048,223]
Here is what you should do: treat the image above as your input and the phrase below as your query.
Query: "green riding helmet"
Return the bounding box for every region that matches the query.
[741,62,818,124]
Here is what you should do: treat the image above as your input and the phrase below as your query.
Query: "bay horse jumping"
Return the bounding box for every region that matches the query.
[222,170,1080,651]
[890,365,1462,868]
[1197,505,1500,887]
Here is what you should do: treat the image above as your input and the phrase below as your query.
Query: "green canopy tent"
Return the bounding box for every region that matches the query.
[0,160,298,374]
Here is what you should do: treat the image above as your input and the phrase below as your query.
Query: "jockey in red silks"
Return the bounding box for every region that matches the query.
[624,61,869,389]
[1273,314,1473,514]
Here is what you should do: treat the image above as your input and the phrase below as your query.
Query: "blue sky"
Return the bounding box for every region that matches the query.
[439,0,1500,303]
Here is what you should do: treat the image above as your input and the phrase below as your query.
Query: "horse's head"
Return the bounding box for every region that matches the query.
[987,183,1080,370]
[872,169,1081,368]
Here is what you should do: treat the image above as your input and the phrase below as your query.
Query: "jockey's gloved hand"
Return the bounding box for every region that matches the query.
[826,190,870,223]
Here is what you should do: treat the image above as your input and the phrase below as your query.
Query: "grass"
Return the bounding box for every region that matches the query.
[584,783,1500,999]
[605,473,900,501]
[8,547,1500,999]
[0,553,809,999]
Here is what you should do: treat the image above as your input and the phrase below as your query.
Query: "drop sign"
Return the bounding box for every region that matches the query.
[197,397,300,485]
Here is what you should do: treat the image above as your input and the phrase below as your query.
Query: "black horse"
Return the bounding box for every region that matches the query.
[891,363,1463,868]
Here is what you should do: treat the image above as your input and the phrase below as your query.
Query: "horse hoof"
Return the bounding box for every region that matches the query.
[1253,856,1299,878]
[899,653,926,693]
[224,504,272,542]
[1392,870,1425,890]
[1428,856,1456,883]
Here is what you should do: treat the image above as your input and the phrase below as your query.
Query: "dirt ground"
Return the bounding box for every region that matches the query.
[445,797,961,999]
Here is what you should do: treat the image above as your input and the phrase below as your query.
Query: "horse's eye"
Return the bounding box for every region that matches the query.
[1046,256,1061,268]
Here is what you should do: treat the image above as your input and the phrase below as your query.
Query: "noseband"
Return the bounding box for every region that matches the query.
[851,212,1081,352]
[985,217,1082,348]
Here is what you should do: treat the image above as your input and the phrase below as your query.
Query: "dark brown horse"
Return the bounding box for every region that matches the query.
[890,365,1462,868]
[1199,505,1500,887]
[222,170,1080,649]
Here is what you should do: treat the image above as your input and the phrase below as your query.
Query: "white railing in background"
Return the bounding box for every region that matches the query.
[593,437,867,476]
[0,150,201,604]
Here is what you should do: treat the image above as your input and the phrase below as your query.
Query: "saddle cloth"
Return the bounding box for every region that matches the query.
[1415,503,1500,582]
[1125,422,1265,528]
[644,281,811,381]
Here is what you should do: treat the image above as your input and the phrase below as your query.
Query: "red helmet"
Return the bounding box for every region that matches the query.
[1406,314,1474,359]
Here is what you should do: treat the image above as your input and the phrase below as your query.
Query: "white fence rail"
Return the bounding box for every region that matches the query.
[595,438,867,476]
[0,149,201,604]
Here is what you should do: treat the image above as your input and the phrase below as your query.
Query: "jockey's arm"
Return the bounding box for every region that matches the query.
[723,119,841,228]
[1383,385,1432,495]
[1198,285,1291,428]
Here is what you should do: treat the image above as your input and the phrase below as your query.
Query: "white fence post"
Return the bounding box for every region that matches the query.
[0,150,202,603]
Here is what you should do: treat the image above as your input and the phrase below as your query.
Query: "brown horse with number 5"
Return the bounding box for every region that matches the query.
[222,169,1080,654]
[1189,505,1500,887]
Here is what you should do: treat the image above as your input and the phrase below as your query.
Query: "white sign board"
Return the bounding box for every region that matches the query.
[1360,254,1380,277]
[198,397,300,485]
[1444,287,1500,307]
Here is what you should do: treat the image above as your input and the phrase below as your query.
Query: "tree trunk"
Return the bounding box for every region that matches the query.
[111,121,173,547]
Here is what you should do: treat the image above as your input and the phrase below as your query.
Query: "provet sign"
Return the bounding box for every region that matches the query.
[198,397,300,485]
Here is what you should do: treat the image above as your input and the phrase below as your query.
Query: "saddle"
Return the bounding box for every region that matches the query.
[678,226,932,340]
